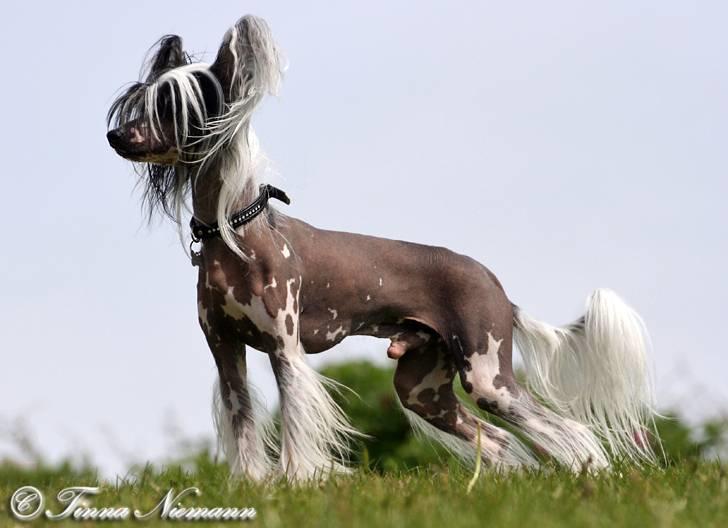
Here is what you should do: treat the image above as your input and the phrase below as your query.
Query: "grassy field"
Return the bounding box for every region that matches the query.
[2,456,727,527]
[3,361,726,526]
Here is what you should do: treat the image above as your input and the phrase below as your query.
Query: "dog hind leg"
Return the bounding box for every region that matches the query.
[394,335,537,470]
[458,328,609,470]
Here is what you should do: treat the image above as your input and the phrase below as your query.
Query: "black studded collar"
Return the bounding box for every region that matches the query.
[189,184,290,242]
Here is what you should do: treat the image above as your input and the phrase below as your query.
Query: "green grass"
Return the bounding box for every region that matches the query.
[2,361,725,526]
[2,456,727,527]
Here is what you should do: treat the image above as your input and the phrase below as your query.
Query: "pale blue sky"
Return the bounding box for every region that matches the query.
[1,1,726,475]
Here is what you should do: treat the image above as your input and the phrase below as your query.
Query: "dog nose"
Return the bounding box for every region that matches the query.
[106,129,123,148]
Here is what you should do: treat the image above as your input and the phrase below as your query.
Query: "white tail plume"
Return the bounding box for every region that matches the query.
[513,288,659,464]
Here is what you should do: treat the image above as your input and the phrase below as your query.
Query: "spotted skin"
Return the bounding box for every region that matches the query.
[183,153,612,478]
[193,208,557,472]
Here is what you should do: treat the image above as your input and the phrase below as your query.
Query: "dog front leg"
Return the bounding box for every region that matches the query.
[207,336,274,481]
[268,327,357,481]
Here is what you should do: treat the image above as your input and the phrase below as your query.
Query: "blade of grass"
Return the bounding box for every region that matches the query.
[466,422,482,494]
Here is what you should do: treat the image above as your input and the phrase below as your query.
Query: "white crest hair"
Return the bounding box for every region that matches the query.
[108,15,283,261]
[513,288,660,465]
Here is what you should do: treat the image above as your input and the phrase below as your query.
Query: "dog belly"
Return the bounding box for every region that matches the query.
[298,310,364,353]
[298,308,441,357]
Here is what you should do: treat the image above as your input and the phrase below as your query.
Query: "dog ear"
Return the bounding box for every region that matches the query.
[145,35,188,82]
[209,15,282,104]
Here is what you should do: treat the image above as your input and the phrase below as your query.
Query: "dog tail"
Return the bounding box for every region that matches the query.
[512,289,660,465]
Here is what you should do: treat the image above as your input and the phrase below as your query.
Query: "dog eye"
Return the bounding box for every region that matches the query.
[155,88,173,115]
[193,72,221,118]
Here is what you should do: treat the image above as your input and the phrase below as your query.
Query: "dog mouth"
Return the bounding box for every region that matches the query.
[109,143,179,165]
[110,145,143,161]
[107,128,179,165]
[113,147,179,164]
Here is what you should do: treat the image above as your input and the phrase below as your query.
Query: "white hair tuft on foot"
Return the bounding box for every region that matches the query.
[212,376,276,481]
[275,352,361,481]
[401,404,539,471]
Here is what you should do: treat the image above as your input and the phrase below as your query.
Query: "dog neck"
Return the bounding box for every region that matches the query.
[190,165,260,227]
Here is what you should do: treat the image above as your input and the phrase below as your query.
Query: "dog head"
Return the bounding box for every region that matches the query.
[106,35,197,164]
[107,15,280,165]
[106,15,282,217]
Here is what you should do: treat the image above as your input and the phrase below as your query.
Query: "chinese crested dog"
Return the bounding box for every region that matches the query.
[107,15,659,481]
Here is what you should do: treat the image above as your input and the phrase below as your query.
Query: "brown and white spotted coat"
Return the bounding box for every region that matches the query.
[194,201,550,474]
